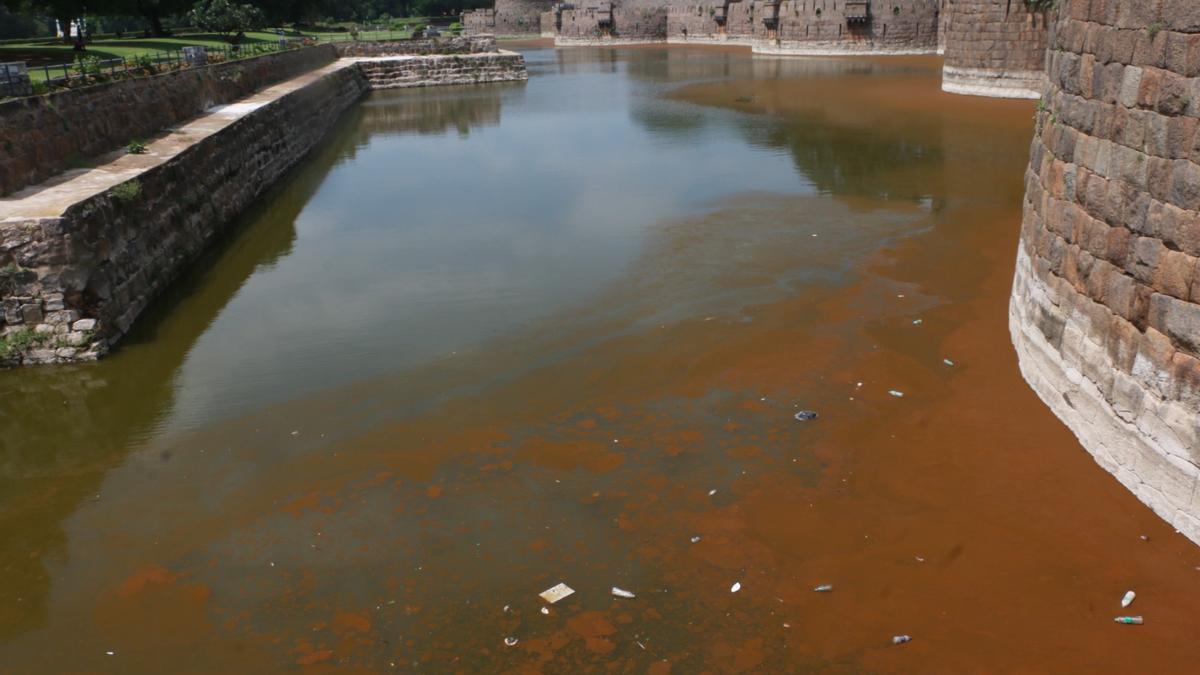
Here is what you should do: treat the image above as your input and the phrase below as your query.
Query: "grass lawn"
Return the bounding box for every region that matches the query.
[1,28,429,81]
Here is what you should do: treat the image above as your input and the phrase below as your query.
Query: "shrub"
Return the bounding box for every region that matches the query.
[126,139,148,154]
[0,328,50,360]
[110,180,141,203]
[76,55,103,77]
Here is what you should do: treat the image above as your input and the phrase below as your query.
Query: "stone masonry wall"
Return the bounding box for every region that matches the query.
[1010,0,1200,544]
[942,0,1051,98]
[667,1,755,44]
[464,7,497,33]
[0,45,337,197]
[354,52,529,89]
[755,0,939,55]
[330,35,498,56]
[0,64,369,365]
[613,0,938,52]
[557,0,670,43]
[464,0,556,36]
[937,0,948,53]
[0,48,528,366]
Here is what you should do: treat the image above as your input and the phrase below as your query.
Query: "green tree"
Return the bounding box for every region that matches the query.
[121,0,193,35]
[189,0,265,42]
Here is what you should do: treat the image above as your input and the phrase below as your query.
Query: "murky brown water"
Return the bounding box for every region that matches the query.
[3,47,1200,673]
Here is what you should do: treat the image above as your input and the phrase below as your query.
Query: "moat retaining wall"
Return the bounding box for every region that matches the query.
[0,45,338,197]
[0,46,526,366]
[1011,0,1200,542]
[942,0,1051,98]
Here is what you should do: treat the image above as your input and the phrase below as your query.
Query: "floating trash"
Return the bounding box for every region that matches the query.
[1121,590,1136,608]
[540,607,550,615]
[730,581,742,593]
[943,359,955,366]
[690,535,702,544]
[813,584,833,592]
[539,583,575,604]
[912,319,923,325]
[888,390,905,398]
[708,489,717,496]
[612,587,636,599]
[794,410,819,421]
[1114,616,1143,625]
[892,635,912,644]
[504,637,519,647]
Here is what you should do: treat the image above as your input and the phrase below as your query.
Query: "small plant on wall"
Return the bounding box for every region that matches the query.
[1025,0,1057,10]
[126,140,148,154]
[110,180,141,204]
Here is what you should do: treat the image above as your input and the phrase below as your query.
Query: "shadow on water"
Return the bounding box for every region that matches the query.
[0,77,529,639]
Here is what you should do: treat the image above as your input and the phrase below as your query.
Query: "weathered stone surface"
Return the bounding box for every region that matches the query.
[353,52,528,90]
[0,46,528,367]
[464,0,553,36]
[332,35,499,56]
[942,0,1052,99]
[1011,3,1200,546]
[0,45,339,197]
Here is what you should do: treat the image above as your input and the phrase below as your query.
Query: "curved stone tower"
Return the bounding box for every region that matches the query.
[1011,1,1200,543]
[942,0,1050,98]
[464,0,557,36]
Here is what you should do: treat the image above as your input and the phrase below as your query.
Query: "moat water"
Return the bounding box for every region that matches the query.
[3,45,1200,673]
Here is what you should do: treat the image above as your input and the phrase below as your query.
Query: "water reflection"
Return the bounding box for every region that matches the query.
[0,46,1037,665]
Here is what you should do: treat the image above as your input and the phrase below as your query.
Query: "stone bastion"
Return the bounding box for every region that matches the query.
[1010,0,1200,543]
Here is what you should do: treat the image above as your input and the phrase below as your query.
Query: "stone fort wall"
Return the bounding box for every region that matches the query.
[753,0,939,55]
[942,0,1051,98]
[536,0,938,53]
[1010,0,1200,543]
[667,1,756,45]
[555,0,671,44]
[463,0,556,36]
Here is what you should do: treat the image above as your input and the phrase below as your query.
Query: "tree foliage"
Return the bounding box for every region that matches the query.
[188,0,265,41]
